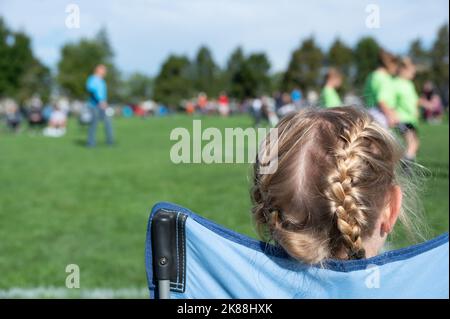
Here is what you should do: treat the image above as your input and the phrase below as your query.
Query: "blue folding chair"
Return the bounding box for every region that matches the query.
[145,202,449,299]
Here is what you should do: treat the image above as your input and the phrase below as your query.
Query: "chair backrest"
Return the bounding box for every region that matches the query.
[145,202,449,299]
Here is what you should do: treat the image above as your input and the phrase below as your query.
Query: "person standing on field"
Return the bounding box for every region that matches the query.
[393,57,420,164]
[320,68,343,108]
[363,49,399,128]
[86,64,114,147]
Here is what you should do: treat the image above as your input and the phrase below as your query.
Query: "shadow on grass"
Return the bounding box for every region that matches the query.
[72,138,119,149]
[73,138,87,148]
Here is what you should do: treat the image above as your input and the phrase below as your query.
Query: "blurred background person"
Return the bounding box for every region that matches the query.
[42,102,54,124]
[306,90,319,107]
[79,104,93,126]
[343,89,363,106]
[86,64,114,147]
[184,100,195,115]
[320,67,343,108]
[364,49,400,128]
[393,57,420,164]
[196,92,208,114]
[273,91,283,112]
[218,91,230,116]
[261,95,279,127]
[250,96,263,127]
[26,95,45,133]
[43,103,67,137]
[290,87,302,108]
[419,81,444,124]
[277,92,296,118]
[4,100,22,133]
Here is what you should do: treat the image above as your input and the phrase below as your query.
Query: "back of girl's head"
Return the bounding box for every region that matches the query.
[251,106,424,264]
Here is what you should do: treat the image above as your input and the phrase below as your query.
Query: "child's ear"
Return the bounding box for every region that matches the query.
[381,185,402,234]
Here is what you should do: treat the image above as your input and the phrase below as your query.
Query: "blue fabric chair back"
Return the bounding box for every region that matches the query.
[146,202,449,298]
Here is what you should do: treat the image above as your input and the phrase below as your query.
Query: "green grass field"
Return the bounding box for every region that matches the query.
[0,114,448,298]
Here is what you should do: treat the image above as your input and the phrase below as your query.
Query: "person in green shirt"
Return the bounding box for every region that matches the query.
[394,57,420,162]
[321,68,343,108]
[363,49,400,128]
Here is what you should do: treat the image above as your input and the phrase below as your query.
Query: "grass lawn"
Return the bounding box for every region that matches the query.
[0,114,448,297]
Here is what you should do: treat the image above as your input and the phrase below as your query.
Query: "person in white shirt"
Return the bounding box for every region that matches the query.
[43,105,67,137]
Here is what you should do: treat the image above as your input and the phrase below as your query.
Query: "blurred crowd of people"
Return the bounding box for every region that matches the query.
[182,92,233,116]
[1,95,68,137]
[0,59,446,145]
[318,49,446,166]
[176,71,445,134]
[179,88,342,125]
[0,94,171,137]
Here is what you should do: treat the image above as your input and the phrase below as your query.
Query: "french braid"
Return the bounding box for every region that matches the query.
[326,119,373,259]
[251,107,418,264]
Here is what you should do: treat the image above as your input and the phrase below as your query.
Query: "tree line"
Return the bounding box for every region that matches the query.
[0,18,51,104]
[0,16,448,108]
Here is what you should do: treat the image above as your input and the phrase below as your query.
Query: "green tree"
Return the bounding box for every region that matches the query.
[192,46,219,96]
[0,18,10,95]
[121,72,153,104]
[409,38,429,65]
[408,38,431,92]
[225,47,245,98]
[153,55,192,107]
[57,28,121,102]
[282,37,324,92]
[226,48,271,99]
[244,53,271,96]
[0,18,50,103]
[17,58,52,103]
[430,23,449,104]
[270,71,284,93]
[353,37,380,89]
[225,47,246,98]
[327,38,353,93]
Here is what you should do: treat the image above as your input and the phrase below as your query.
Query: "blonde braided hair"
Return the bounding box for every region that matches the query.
[326,119,373,259]
[251,106,424,264]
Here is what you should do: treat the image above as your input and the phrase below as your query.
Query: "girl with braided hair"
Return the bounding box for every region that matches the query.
[251,106,425,264]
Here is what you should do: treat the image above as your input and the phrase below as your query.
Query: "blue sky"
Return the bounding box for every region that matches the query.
[0,0,448,76]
